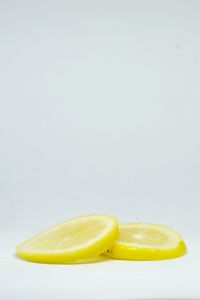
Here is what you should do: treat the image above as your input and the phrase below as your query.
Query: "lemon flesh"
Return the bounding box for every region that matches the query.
[16,214,118,263]
[106,223,186,260]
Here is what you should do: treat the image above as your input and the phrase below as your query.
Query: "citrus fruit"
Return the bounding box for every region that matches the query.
[106,223,186,260]
[16,214,118,263]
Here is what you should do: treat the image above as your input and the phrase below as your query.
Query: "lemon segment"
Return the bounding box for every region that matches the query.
[16,214,118,263]
[106,223,186,260]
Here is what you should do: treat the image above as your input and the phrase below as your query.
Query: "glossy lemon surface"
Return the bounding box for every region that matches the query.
[16,214,118,263]
[106,223,186,260]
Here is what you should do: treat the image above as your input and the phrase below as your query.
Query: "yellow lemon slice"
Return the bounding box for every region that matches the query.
[16,214,118,264]
[106,223,186,260]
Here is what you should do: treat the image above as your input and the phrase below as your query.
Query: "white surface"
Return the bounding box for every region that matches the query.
[1,0,200,231]
[1,0,200,299]
[1,229,200,300]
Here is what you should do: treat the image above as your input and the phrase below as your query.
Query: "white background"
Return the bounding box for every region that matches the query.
[0,1,200,299]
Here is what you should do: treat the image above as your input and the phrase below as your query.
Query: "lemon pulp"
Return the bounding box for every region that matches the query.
[16,214,118,263]
[106,223,186,260]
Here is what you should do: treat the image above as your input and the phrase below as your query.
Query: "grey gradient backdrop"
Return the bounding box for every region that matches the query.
[0,0,200,234]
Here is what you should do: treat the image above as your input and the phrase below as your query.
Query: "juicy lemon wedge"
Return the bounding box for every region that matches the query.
[16,214,118,263]
[106,223,186,260]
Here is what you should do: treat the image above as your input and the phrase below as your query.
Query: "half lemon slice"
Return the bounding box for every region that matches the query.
[106,223,186,260]
[16,214,118,263]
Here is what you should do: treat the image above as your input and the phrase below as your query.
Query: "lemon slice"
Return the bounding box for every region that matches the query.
[106,223,186,260]
[16,214,118,263]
